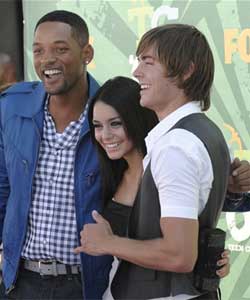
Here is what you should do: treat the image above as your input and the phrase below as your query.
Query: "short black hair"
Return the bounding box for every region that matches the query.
[35,10,89,47]
[88,76,158,204]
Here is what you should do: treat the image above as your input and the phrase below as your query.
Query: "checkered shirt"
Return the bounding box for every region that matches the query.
[22,99,87,265]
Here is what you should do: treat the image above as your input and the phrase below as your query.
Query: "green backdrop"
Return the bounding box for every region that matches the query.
[23,1,250,299]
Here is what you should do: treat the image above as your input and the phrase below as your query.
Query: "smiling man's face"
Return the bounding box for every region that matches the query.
[33,21,85,95]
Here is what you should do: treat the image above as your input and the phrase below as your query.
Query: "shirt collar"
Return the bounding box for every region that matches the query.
[145,101,202,153]
[44,95,88,149]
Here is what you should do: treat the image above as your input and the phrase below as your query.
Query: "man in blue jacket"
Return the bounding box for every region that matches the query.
[0,10,113,300]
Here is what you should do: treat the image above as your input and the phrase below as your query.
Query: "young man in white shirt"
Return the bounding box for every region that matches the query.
[75,24,232,300]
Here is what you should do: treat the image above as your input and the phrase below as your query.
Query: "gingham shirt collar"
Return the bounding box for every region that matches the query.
[44,97,86,150]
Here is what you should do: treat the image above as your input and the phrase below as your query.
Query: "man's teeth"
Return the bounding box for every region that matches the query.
[106,143,119,148]
[44,69,62,76]
[141,84,149,89]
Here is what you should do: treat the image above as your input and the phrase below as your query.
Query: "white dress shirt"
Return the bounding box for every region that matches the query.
[143,101,214,300]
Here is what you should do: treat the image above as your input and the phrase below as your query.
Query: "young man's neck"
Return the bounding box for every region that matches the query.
[156,95,190,121]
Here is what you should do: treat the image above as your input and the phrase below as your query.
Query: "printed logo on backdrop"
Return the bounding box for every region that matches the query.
[226,212,250,252]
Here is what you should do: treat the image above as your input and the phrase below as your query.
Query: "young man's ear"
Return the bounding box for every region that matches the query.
[183,62,195,81]
[82,44,94,66]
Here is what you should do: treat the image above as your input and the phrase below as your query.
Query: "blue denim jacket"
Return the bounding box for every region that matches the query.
[0,74,113,299]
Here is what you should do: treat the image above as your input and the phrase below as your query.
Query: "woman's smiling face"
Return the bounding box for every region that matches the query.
[92,101,134,160]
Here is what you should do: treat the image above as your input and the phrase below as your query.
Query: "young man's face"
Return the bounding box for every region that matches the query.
[133,46,184,120]
[33,21,88,95]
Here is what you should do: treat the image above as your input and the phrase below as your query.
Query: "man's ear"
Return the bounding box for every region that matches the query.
[183,62,195,81]
[82,44,94,65]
